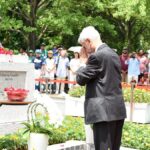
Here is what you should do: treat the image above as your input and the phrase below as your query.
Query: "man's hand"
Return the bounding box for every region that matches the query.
[79,47,88,64]
[80,47,88,58]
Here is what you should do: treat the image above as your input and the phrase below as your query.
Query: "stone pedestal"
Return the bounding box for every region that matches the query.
[125,102,150,123]
[0,62,34,100]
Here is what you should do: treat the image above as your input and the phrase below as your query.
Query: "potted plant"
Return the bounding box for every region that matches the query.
[22,102,53,150]
[123,86,150,123]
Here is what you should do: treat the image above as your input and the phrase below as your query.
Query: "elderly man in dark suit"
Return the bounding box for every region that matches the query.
[76,26,126,150]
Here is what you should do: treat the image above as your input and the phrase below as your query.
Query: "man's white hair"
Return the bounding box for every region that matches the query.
[78,26,101,43]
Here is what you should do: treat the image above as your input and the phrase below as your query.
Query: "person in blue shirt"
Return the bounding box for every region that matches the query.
[32,49,46,91]
[55,49,70,94]
[52,45,59,57]
[126,52,140,84]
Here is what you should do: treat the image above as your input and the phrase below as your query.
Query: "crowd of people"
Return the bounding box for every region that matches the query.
[1,42,150,94]
[19,43,88,95]
[15,44,150,94]
[120,48,150,85]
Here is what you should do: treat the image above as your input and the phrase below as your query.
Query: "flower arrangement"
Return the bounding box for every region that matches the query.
[4,87,29,101]
[22,102,56,150]
[22,103,53,135]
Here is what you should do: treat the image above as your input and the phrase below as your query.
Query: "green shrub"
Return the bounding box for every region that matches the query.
[122,122,150,150]
[13,49,19,55]
[68,85,150,103]
[48,116,85,144]
[48,126,67,145]
[0,116,85,149]
[0,131,27,150]
[68,86,85,97]
[63,116,85,141]
[123,88,150,103]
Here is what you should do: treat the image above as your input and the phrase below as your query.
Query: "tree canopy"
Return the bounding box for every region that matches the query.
[0,0,149,53]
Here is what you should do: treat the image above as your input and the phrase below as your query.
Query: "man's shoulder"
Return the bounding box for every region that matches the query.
[95,45,119,63]
[95,45,111,57]
[97,43,110,50]
[96,44,111,54]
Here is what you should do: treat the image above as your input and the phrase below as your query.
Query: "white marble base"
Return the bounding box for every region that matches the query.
[65,96,84,117]
[50,95,84,117]
[125,102,150,123]
[0,105,28,123]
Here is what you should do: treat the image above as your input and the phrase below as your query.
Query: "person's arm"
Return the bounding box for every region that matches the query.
[69,59,76,74]
[145,57,149,65]
[76,54,100,86]
[50,60,56,72]
[41,59,46,75]
[66,57,70,70]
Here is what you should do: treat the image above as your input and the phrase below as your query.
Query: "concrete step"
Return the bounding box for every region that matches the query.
[47,141,138,150]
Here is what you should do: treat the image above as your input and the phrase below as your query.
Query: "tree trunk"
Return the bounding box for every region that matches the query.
[29,33,36,50]
[28,0,37,50]
[124,21,133,51]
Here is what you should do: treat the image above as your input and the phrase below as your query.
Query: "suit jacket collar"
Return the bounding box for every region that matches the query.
[97,43,108,51]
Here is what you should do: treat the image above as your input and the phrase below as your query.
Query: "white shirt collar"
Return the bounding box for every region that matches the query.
[95,43,104,52]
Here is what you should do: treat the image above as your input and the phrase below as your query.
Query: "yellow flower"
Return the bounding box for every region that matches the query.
[124,131,129,136]
[0,135,4,139]
[11,135,18,141]
[125,137,130,141]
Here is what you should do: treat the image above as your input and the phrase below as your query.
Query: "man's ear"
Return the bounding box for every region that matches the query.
[86,38,91,43]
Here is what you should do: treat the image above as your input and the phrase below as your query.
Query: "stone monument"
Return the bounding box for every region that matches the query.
[0,62,35,101]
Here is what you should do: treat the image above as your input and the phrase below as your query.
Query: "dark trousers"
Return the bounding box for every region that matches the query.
[93,120,124,150]
[138,73,144,82]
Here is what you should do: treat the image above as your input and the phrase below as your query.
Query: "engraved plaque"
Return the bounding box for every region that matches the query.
[0,71,26,91]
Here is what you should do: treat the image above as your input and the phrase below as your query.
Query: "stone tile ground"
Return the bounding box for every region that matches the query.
[47,141,137,150]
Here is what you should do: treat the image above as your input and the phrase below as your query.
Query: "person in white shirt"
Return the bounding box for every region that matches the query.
[69,51,80,89]
[45,50,56,93]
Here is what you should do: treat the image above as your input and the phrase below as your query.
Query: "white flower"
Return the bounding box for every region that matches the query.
[40,120,45,127]
[34,94,64,128]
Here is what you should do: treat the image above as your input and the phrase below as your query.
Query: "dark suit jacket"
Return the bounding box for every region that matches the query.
[76,44,126,124]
